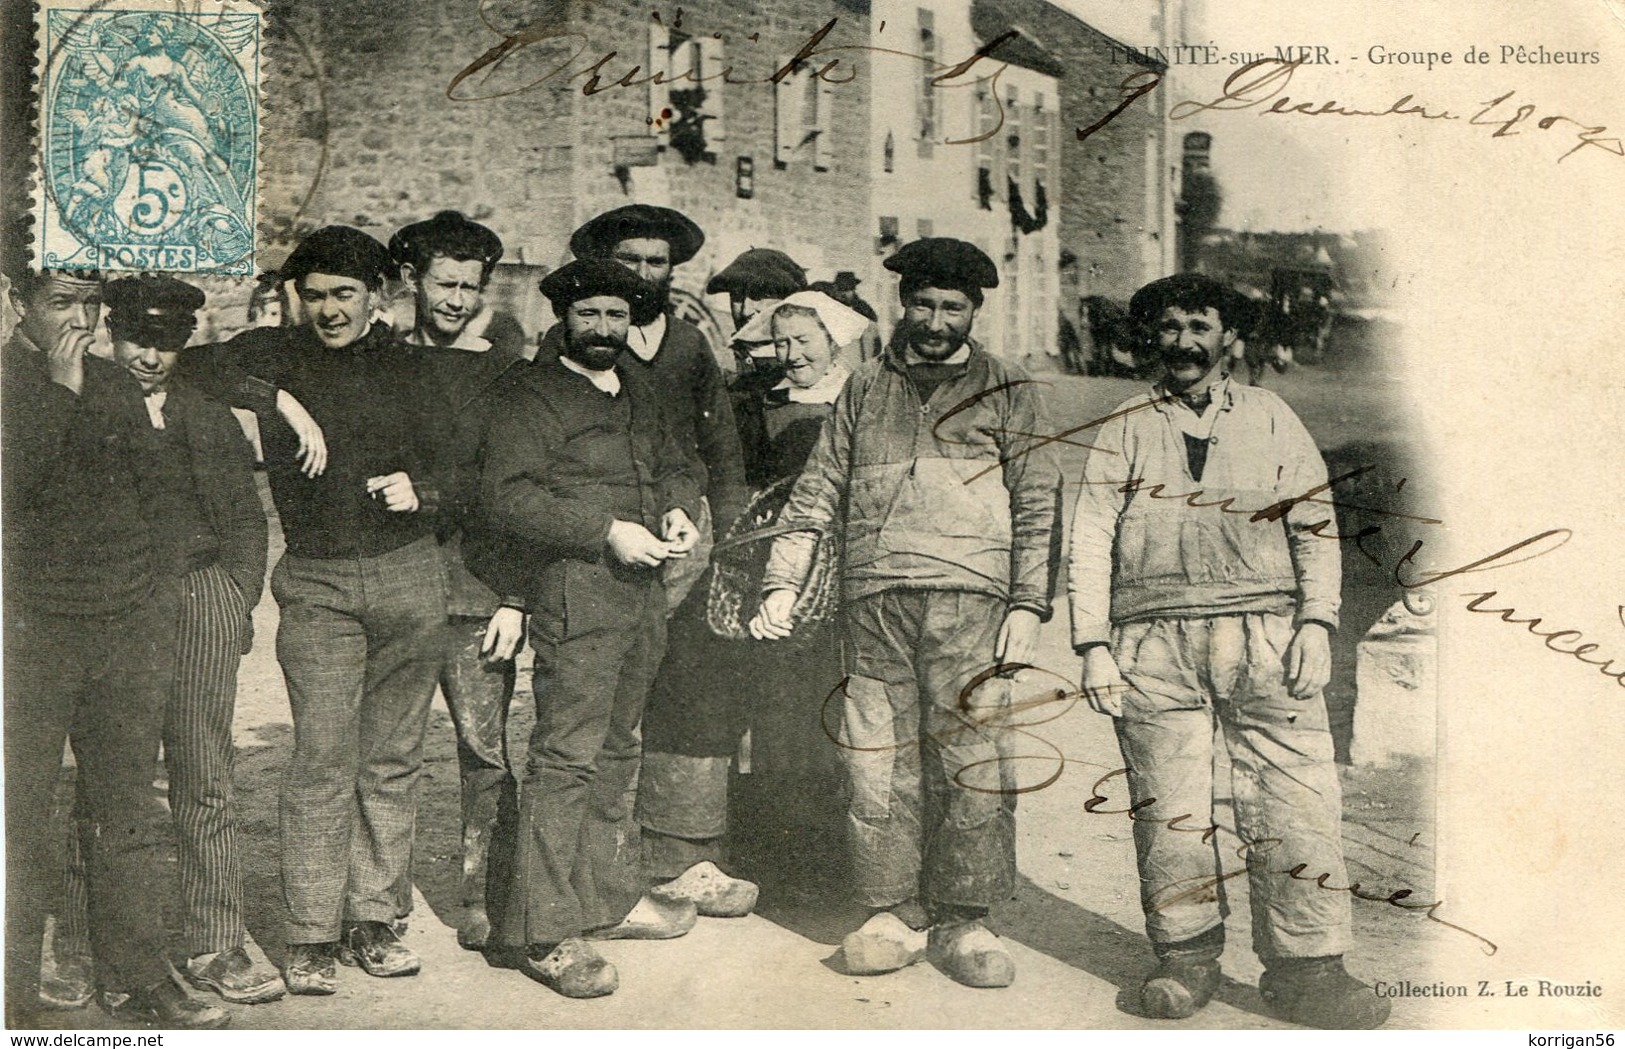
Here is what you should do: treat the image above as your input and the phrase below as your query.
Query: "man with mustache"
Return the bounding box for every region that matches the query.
[1068,273,1387,1029]
[388,211,528,950]
[750,238,1063,990]
[542,205,758,919]
[471,259,704,998]
[177,226,453,996]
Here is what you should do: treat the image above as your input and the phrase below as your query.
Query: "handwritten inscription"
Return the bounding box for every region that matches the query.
[1170,58,1623,163]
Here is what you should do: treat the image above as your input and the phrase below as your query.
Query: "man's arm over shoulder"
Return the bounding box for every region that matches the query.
[174,325,288,415]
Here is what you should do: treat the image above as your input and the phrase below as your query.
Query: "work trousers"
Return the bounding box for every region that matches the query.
[60,563,254,958]
[3,582,180,1019]
[439,615,517,910]
[271,537,447,944]
[489,561,665,948]
[1111,612,1352,959]
[838,590,1015,911]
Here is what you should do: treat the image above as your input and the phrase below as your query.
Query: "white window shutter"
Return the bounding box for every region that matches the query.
[648,21,670,140]
[698,36,726,148]
[814,77,836,170]
[775,61,801,164]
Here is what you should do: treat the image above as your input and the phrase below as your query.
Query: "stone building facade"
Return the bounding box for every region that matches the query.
[973,0,1173,313]
[258,0,873,348]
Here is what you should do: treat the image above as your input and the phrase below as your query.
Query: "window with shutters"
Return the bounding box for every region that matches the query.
[974,85,995,208]
[774,58,834,170]
[916,9,937,156]
[664,34,726,163]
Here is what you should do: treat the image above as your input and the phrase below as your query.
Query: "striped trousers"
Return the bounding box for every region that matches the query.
[61,563,254,957]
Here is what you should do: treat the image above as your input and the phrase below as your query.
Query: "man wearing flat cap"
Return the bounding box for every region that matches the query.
[178,225,455,995]
[2,267,228,1028]
[1068,273,1387,1029]
[751,237,1063,990]
[44,275,279,1008]
[469,258,703,998]
[387,211,528,950]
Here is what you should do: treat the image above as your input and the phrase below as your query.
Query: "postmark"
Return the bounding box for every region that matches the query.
[33,0,261,274]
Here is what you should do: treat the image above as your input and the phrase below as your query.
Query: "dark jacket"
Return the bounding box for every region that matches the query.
[177,323,452,560]
[163,382,270,611]
[2,336,158,616]
[538,311,749,527]
[467,355,703,605]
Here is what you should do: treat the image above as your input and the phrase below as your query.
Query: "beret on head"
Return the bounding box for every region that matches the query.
[1129,273,1251,330]
[705,248,807,298]
[280,226,392,288]
[569,205,705,265]
[884,237,999,307]
[538,258,656,315]
[389,210,504,279]
[103,274,205,350]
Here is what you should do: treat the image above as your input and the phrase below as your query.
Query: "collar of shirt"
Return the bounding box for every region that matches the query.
[771,362,850,404]
[626,312,667,362]
[559,354,622,396]
[1153,374,1234,415]
[143,389,168,430]
[404,328,492,353]
[901,343,972,367]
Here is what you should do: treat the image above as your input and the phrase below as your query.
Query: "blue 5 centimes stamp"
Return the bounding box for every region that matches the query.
[34,0,262,274]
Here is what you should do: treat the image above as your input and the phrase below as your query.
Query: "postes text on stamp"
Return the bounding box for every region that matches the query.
[35,0,261,275]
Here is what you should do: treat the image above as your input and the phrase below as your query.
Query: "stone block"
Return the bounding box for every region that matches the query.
[1351,612,1437,766]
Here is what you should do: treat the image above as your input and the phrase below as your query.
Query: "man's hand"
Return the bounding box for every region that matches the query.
[482,606,526,662]
[994,608,1041,671]
[1284,621,1332,699]
[747,588,797,641]
[366,472,419,512]
[661,508,700,555]
[46,327,92,395]
[275,390,327,477]
[1080,646,1131,717]
[607,520,676,568]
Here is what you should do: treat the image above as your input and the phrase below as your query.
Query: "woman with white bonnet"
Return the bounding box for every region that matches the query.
[637,289,868,908]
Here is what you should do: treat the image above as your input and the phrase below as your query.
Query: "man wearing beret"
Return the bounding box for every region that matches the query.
[471,258,704,998]
[548,203,750,558]
[388,211,528,950]
[1068,273,1387,1029]
[707,246,807,488]
[2,268,226,1028]
[544,205,758,913]
[178,225,454,995]
[43,276,281,1009]
[751,237,1063,989]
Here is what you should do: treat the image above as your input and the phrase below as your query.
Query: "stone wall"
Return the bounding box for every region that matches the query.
[255,0,872,334]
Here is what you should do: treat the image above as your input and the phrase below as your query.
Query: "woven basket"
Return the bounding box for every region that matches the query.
[705,476,842,641]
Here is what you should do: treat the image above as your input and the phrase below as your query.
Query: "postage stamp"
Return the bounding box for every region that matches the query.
[33,0,260,274]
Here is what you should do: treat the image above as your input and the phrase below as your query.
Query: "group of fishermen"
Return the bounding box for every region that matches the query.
[3,202,1388,1030]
